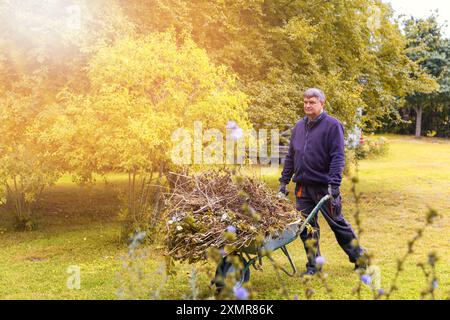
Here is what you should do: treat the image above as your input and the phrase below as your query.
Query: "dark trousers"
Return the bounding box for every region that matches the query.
[295,183,363,271]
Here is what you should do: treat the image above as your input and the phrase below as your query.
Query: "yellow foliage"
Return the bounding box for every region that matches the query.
[51,32,250,178]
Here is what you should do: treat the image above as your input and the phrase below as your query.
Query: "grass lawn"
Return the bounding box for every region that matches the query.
[0,134,449,300]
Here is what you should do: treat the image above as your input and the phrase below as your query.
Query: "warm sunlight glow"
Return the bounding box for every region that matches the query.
[1,0,82,48]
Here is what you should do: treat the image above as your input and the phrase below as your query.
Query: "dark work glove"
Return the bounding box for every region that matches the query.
[328,184,340,201]
[278,183,289,197]
[327,184,340,216]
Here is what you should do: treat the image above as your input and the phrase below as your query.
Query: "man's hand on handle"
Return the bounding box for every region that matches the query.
[328,184,340,212]
[278,183,290,198]
[328,184,340,200]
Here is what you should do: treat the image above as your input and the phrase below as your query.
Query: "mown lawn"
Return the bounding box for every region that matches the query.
[0,134,449,300]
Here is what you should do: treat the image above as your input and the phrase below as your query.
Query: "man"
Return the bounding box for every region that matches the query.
[279,88,365,276]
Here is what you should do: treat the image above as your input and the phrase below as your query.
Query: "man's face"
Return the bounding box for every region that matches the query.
[304,96,324,119]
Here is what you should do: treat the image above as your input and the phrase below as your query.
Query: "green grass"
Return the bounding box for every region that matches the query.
[0,134,449,300]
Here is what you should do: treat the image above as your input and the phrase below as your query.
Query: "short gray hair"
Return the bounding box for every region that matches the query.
[304,88,326,103]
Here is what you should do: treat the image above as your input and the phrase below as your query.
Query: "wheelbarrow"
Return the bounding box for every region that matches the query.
[212,194,331,292]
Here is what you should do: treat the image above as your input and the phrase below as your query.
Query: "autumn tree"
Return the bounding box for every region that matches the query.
[45,32,250,236]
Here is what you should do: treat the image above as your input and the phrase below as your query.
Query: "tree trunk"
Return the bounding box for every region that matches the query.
[4,183,14,210]
[413,106,423,137]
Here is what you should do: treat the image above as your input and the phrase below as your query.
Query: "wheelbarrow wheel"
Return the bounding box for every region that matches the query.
[212,255,250,294]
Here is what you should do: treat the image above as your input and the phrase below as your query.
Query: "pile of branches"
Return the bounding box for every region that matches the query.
[163,170,300,263]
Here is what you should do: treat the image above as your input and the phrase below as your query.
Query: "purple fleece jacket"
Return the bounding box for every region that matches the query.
[279,111,345,188]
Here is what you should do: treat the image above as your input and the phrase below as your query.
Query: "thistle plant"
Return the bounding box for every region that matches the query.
[264,250,291,299]
[185,268,199,300]
[384,208,439,299]
[116,231,169,300]
[299,240,334,300]
[417,252,439,300]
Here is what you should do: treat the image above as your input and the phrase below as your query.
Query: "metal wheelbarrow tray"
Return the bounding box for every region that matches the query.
[212,194,331,291]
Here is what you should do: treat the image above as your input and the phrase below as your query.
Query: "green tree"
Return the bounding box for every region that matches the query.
[403,15,449,137]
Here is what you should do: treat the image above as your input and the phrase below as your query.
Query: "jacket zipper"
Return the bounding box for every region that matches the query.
[299,113,325,183]
[300,123,309,180]
[303,124,309,153]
